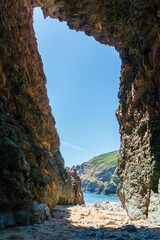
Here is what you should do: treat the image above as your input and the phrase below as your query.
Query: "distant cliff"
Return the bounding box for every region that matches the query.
[75,150,119,195]
[1,0,159,226]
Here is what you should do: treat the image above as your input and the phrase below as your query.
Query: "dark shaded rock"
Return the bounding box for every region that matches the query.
[121,233,130,238]
[97,231,104,239]
[0,0,160,226]
[123,225,137,233]
[140,226,147,230]
[109,234,118,238]
[88,232,96,237]
[14,201,50,225]
[14,211,31,226]
[0,201,50,228]
[115,237,125,240]
[79,234,87,239]
[0,0,84,228]
[7,234,24,239]
[115,238,125,240]
[0,138,28,170]
[38,0,160,224]
[0,213,15,229]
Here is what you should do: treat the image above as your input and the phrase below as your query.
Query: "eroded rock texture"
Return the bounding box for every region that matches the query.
[75,150,119,195]
[37,0,160,224]
[0,0,83,228]
[0,0,159,226]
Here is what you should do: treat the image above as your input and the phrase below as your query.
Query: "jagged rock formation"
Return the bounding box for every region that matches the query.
[0,0,160,226]
[70,168,84,205]
[37,0,160,224]
[0,0,84,228]
[75,151,119,195]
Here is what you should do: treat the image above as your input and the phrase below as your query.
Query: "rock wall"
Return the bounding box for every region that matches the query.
[0,0,159,226]
[78,166,119,195]
[37,0,160,224]
[75,151,119,195]
[0,0,83,228]
[70,168,84,205]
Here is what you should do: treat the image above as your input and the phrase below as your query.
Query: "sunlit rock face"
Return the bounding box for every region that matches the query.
[0,0,159,226]
[0,0,83,228]
[38,0,160,223]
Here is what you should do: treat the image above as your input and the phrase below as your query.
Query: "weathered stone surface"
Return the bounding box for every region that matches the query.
[0,0,160,226]
[70,168,84,205]
[76,160,119,195]
[0,213,15,230]
[148,190,160,225]
[0,0,83,227]
[37,0,160,224]
[58,167,84,205]
[14,201,50,225]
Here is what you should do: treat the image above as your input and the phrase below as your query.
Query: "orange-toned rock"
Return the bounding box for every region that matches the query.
[0,0,160,227]
[0,0,83,228]
[38,0,160,224]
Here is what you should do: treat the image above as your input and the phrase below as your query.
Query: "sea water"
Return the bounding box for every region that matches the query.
[83,192,120,203]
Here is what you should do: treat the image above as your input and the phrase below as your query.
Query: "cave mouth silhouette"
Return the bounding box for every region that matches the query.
[1,0,159,228]
[35,0,160,224]
[33,7,121,168]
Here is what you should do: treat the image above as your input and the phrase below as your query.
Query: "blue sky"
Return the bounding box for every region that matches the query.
[33,8,121,167]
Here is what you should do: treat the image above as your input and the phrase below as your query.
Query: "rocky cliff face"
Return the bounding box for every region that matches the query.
[0,0,160,226]
[37,0,160,224]
[75,151,119,195]
[0,0,83,228]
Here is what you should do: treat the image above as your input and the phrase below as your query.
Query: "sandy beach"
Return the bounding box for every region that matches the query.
[0,202,160,240]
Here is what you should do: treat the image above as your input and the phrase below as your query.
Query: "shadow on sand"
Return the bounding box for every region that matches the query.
[0,205,160,240]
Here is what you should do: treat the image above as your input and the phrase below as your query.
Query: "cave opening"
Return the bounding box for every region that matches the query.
[33,7,121,168]
[0,0,159,227]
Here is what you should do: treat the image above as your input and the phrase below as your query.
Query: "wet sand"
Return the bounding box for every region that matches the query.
[0,202,160,239]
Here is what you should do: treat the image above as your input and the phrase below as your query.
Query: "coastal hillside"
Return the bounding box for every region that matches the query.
[75,150,119,195]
